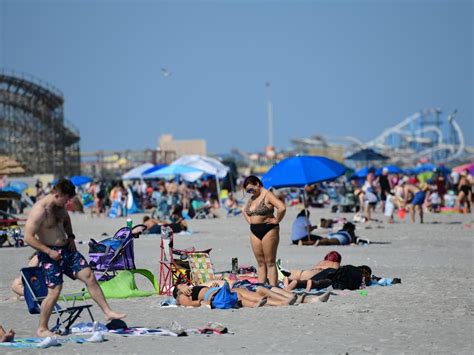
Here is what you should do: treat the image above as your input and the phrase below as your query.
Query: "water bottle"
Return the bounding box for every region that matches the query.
[126,217,133,229]
[232,257,239,274]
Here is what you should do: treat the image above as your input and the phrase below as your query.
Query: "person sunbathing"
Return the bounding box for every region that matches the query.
[283,251,342,291]
[173,283,268,308]
[11,252,39,297]
[0,326,15,343]
[143,211,187,234]
[314,222,368,246]
[175,280,330,307]
[290,264,372,292]
[224,192,241,216]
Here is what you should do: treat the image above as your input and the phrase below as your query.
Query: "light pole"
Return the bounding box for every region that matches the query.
[265,81,274,148]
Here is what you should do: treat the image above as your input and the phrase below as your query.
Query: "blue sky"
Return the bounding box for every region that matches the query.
[1,0,472,154]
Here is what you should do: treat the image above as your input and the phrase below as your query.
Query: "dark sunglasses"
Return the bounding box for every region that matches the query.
[246,188,256,194]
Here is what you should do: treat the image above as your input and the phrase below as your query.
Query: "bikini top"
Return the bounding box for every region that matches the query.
[245,193,274,217]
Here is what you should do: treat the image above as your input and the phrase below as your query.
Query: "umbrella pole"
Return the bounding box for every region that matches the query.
[302,188,311,242]
[215,175,222,206]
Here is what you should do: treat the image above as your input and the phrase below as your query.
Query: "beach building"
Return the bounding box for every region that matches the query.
[158,134,207,157]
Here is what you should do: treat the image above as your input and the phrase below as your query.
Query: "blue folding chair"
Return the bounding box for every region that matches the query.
[21,267,94,334]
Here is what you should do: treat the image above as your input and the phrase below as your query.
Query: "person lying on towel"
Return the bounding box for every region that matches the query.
[173,282,268,308]
[282,251,342,291]
[288,265,372,292]
[142,210,187,235]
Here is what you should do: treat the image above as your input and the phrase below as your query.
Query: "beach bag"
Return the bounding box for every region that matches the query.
[210,282,238,309]
[331,265,363,290]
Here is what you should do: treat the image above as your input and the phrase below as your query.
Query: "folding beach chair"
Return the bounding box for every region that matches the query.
[21,267,94,335]
[158,227,213,295]
[186,251,232,284]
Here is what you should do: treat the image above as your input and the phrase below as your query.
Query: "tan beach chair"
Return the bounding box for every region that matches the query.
[186,252,231,284]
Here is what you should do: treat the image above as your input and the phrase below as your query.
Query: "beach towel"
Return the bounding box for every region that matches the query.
[108,327,178,337]
[0,336,88,349]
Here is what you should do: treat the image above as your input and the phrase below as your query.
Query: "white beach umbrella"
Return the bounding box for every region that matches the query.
[171,155,229,201]
[121,163,154,180]
[171,155,229,178]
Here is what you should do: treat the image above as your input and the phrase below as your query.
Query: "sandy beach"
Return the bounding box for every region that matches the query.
[1,207,473,354]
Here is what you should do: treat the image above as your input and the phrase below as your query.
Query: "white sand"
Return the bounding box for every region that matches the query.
[1,207,473,353]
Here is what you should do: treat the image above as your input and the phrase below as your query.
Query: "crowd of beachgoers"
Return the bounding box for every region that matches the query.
[0,164,472,345]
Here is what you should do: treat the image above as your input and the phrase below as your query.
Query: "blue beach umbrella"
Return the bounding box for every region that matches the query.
[351,166,376,179]
[142,164,168,176]
[436,165,451,176]
[262,156,347,189]
[70,175,93,187]
[413,163,436,174]
[375,165,405,176]
[4,181,29,194]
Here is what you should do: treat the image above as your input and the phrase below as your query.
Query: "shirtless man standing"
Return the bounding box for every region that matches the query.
[403,181,428,223]
[24,179,126,337]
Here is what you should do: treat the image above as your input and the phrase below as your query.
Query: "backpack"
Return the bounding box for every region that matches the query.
[331,265,363,290]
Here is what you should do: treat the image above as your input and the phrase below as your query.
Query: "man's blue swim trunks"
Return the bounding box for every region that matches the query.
[412,191,426,206]
[38,246,89,288]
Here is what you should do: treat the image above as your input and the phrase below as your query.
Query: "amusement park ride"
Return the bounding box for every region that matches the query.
[292,108,472,166]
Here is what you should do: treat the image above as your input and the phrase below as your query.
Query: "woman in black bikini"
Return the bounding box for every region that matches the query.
[456,171,472,214]
[242,176,286,286]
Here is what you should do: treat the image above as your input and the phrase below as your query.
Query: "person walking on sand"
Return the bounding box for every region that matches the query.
[242,175,286,286]
[24,179,126,337]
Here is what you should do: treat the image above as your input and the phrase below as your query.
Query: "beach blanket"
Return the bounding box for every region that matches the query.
[71,322,230,337]
[108,327,179,337]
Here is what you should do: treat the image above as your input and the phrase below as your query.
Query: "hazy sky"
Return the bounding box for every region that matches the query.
[1,0,472,154]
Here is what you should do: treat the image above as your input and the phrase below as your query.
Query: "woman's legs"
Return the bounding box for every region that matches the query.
[262,229,280,286]
[233,288,267,307]
[250,235,267,284]
[314,238,341,246]
[255,286,294,305]
[456,191,467,214]
[303,291,331,303]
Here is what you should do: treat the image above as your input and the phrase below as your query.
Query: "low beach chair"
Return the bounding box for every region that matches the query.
[21,267,94,335]
[186,251,232,284]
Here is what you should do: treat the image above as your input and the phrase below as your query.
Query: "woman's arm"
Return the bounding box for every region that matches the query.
[266,191,286,223]
[178,297,203,307]
[242,203,251,224]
